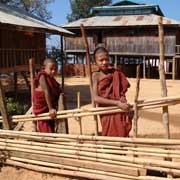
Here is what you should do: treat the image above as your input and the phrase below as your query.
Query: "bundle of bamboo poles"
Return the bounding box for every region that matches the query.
[0,130,180,180]
[0,95,180,123]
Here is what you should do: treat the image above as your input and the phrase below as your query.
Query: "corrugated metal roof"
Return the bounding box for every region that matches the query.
[0,3,73,36]
[63,14,180,29]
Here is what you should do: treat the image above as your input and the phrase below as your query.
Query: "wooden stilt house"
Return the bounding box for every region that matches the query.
[0,2,73,86]
[63,0,180,79]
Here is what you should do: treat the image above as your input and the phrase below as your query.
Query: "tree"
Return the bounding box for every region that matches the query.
[67,0,112,22]
[0,0,54,20]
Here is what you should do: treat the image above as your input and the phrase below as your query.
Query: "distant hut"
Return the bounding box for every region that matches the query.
[63,0,180,79]
[0,2,73,91]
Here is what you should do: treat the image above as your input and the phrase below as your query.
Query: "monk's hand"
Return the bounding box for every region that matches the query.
[119,96,126,103]
[117,102,131,111]
[49,109,57,119]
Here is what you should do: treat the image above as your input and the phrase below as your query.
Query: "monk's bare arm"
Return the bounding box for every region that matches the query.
[39,75,56,118]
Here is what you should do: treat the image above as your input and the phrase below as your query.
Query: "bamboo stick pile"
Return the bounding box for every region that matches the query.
[0,95,180,123]
[0,130,180,180]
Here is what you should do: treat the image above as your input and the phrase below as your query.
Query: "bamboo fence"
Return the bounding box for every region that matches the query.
[0,95,179,124]
[0,130,180,179]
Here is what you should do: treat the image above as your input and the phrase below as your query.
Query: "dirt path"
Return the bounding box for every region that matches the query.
[1,77,180,180]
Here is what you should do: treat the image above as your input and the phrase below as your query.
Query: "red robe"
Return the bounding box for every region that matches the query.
[97,69,133,137]
[33,70,61,133]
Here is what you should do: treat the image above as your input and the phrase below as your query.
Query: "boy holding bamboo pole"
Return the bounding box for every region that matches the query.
[92,47,133,137]
[33,58,61,133]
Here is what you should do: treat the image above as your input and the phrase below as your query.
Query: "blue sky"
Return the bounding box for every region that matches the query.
[48,0,180,26]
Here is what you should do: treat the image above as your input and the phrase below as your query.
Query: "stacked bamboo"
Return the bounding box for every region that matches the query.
[0,130,180,180]
[0,96,180,123]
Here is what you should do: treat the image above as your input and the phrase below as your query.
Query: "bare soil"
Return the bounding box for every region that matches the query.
[1,76,180,180]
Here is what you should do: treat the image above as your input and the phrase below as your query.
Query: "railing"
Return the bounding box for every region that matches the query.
[0,48,45,69]
[175,45,180,55]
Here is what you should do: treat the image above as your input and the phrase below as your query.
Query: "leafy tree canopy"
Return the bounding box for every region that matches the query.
[0,0,54,20]
[67,0,112,22]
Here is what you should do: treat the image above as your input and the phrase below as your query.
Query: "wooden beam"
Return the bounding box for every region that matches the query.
[143,56,146,79]
[0,80,11,129]
[172,56,176,80]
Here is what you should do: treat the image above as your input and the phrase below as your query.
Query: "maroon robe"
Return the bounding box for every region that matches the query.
[33,70,61,133]
[97,69,133,137]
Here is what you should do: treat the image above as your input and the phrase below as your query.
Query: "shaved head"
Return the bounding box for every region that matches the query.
[43,58,57,66]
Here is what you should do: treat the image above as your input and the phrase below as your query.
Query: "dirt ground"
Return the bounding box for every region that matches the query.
[1,76,180,180]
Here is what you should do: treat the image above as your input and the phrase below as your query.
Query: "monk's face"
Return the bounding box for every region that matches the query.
[44,62,58,77]
[95,52,109,72]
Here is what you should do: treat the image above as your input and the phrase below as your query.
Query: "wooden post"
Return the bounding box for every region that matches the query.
[158,16,170,139]
[143,56,146,79]
[61,35,65,92]
[13,59,34,131]
[0,80,11,129]
[147,58,150,78]
[77,91,82,134]
[14,72,17,99]
[114,55,117,69]
[133,65,140,137]
[159,16,172,178]
[29,58,35,103]
[172,56,176,80]
[80,24,98,135]
[56,93,68,134]
[29,58,36,132]
[21,72,31,92]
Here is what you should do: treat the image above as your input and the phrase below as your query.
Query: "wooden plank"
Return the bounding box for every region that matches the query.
[0,80,11,129]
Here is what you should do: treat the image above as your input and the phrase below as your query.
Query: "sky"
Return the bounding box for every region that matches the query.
[47,0,180,47]
[48,0,180,26]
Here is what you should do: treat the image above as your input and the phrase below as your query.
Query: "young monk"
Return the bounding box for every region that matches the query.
[33,58,61,133]
[92,47,133,137]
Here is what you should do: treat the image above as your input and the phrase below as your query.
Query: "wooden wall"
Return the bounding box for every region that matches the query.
[0,29,46,72]
[65,27,177,56]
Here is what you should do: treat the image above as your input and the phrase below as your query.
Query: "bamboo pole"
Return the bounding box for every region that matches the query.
[77,91,82,134]
[8,100,180,123]
[5,159,126,180]
[14,106,32,131]
[2,129,180,145]
[133,65,140,137]
[0,79,11,129]
[56,93,68,133]
[1,138,180,159]
[80,23,99,135]
[29,58,36,132]
[2,145,180,177]
[10,152,139,177]
[7,95,180,120]
[2,142,180,170]
[158,16,170,139]
[158,16,172,178]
